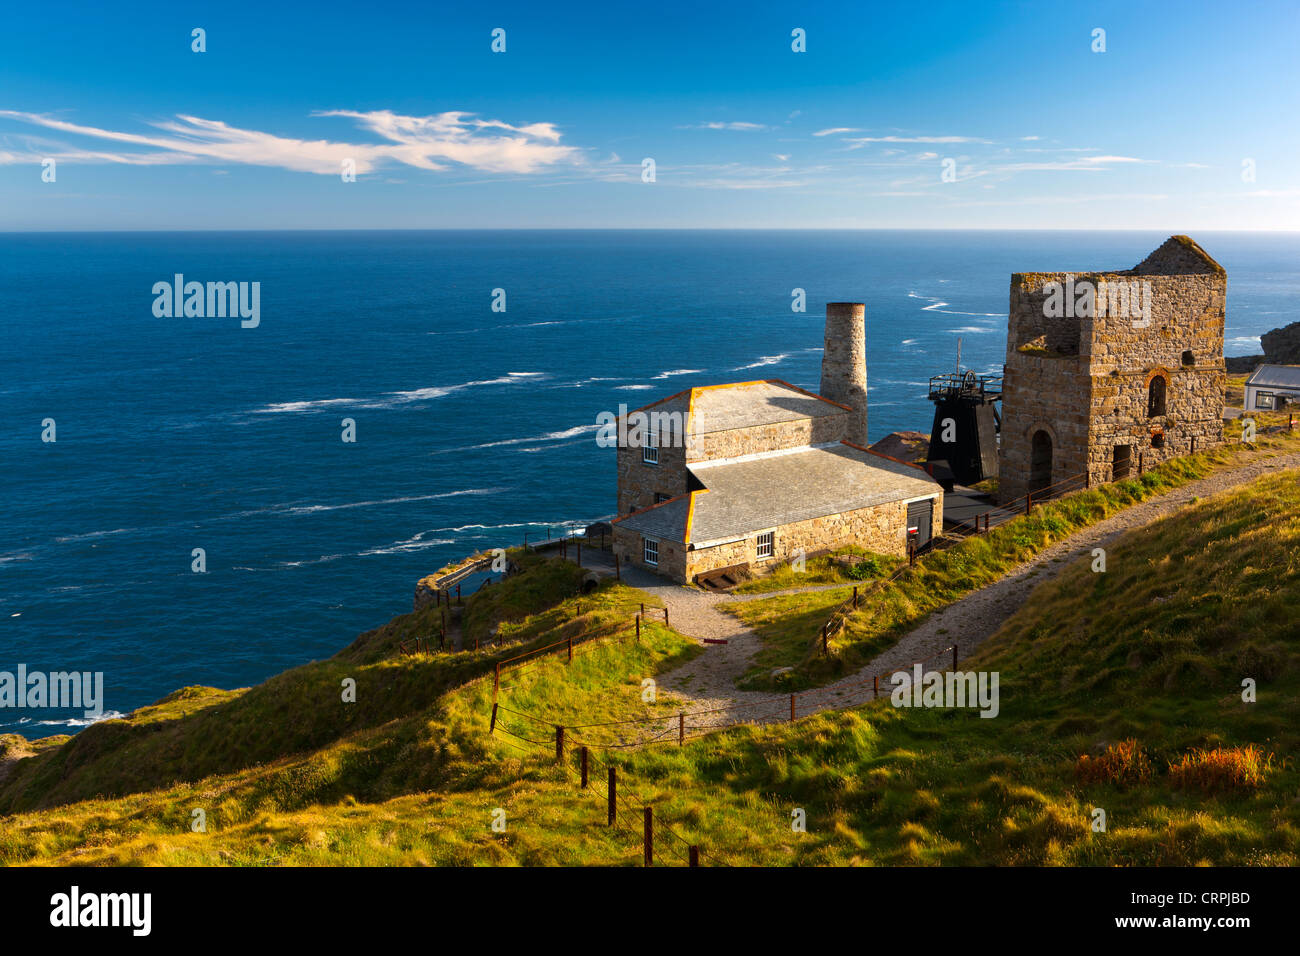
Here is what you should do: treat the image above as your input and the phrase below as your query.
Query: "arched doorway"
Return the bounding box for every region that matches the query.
[1029,430,1053,495]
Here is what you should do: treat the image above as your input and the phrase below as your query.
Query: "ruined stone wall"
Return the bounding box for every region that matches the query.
[1084,273,1225,478]
[999,274,1093,502]
[1000,265,1226,501]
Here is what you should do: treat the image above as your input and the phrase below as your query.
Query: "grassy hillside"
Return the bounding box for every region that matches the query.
[726,430,1300,691]
[2,469,1297,865]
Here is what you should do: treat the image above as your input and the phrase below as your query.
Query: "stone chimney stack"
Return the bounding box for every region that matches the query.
[821,302,868,446]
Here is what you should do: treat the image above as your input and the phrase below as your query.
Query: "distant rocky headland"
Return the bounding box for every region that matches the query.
[1226,319,1300,372]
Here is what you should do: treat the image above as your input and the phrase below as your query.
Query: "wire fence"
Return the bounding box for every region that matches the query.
[485,602,964,865]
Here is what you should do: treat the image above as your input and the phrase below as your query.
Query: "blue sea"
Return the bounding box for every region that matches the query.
[2,229,1297,736]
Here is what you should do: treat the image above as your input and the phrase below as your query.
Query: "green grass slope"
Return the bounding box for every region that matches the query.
[2,470,1297,865]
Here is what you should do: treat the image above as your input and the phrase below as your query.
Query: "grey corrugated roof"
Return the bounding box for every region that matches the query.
[1245,364,1300,390]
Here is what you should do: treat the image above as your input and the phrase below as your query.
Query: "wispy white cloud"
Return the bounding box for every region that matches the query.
[845,134,991,146]
[679,121,769,131]
[1076,155,1152,165]
[812,127,861,137]
[0,108,582,175]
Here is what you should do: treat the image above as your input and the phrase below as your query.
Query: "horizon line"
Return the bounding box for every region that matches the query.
[3,226,1299,235]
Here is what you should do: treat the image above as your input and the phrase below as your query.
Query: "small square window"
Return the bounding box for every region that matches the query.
[642,438,659,465]
[1256,392,1274,410]
[643,537,659,566]
[756,531,774,559]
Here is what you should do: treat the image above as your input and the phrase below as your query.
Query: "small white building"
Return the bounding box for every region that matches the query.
[1244,364,1300,412]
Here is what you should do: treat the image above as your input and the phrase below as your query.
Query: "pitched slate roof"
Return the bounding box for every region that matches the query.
[614,441,941,546]
[1245,364,1300,390]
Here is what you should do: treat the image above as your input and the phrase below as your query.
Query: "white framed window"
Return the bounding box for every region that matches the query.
[1255,392,1274,410]
[642,435,659,465]
[643,537,659,566]
[756,531,774,559]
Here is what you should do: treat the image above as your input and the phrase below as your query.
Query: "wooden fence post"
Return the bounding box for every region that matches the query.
[678,712,685,745]
[853,586,859,608]
[663,606,669,627]
[555,725,565,763]
[640,602,645,616]
[489,702,498,733]
[644,807,653,867]
[567,637,573,662]
[581,746,589,789]
[873,674,879,699]
[608,767,616,825]
[689,846,699,868]
[821,623,828,656]
[635,615,641,643]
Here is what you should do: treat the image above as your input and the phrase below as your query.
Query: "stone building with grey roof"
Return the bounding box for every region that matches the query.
[611,304,944,584]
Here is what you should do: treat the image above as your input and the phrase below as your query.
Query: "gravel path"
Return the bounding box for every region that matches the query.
[627,447,1300,732]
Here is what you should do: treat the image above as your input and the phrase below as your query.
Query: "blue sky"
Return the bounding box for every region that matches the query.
[2,0,1297,230]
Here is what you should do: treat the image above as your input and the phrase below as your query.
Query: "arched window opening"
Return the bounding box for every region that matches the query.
[1147,375,1167,418]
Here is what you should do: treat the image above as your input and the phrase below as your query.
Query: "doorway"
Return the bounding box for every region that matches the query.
[906,499,934,549]
[1113,444,1133,480]
[1029,430,1053,495]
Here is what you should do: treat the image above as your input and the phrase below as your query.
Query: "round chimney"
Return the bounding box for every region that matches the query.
[821,302,868,446]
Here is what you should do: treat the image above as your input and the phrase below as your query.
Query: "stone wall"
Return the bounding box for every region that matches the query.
[612,524,687,581]
[686,413,846,463]
[616,493,943,584]
[999,275,1093,501]
[999,250,1226,502]
[616,440,689,515]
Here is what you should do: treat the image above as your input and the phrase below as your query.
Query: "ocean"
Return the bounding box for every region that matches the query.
[2,229,1296,736]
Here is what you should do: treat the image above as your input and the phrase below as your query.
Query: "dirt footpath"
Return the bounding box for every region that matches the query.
[634,448,1300,728]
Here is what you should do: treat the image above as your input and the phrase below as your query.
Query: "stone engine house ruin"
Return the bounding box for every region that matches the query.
[998,236,1226,502]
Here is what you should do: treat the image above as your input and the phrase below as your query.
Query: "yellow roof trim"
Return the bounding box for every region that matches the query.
[684,489,707,545]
